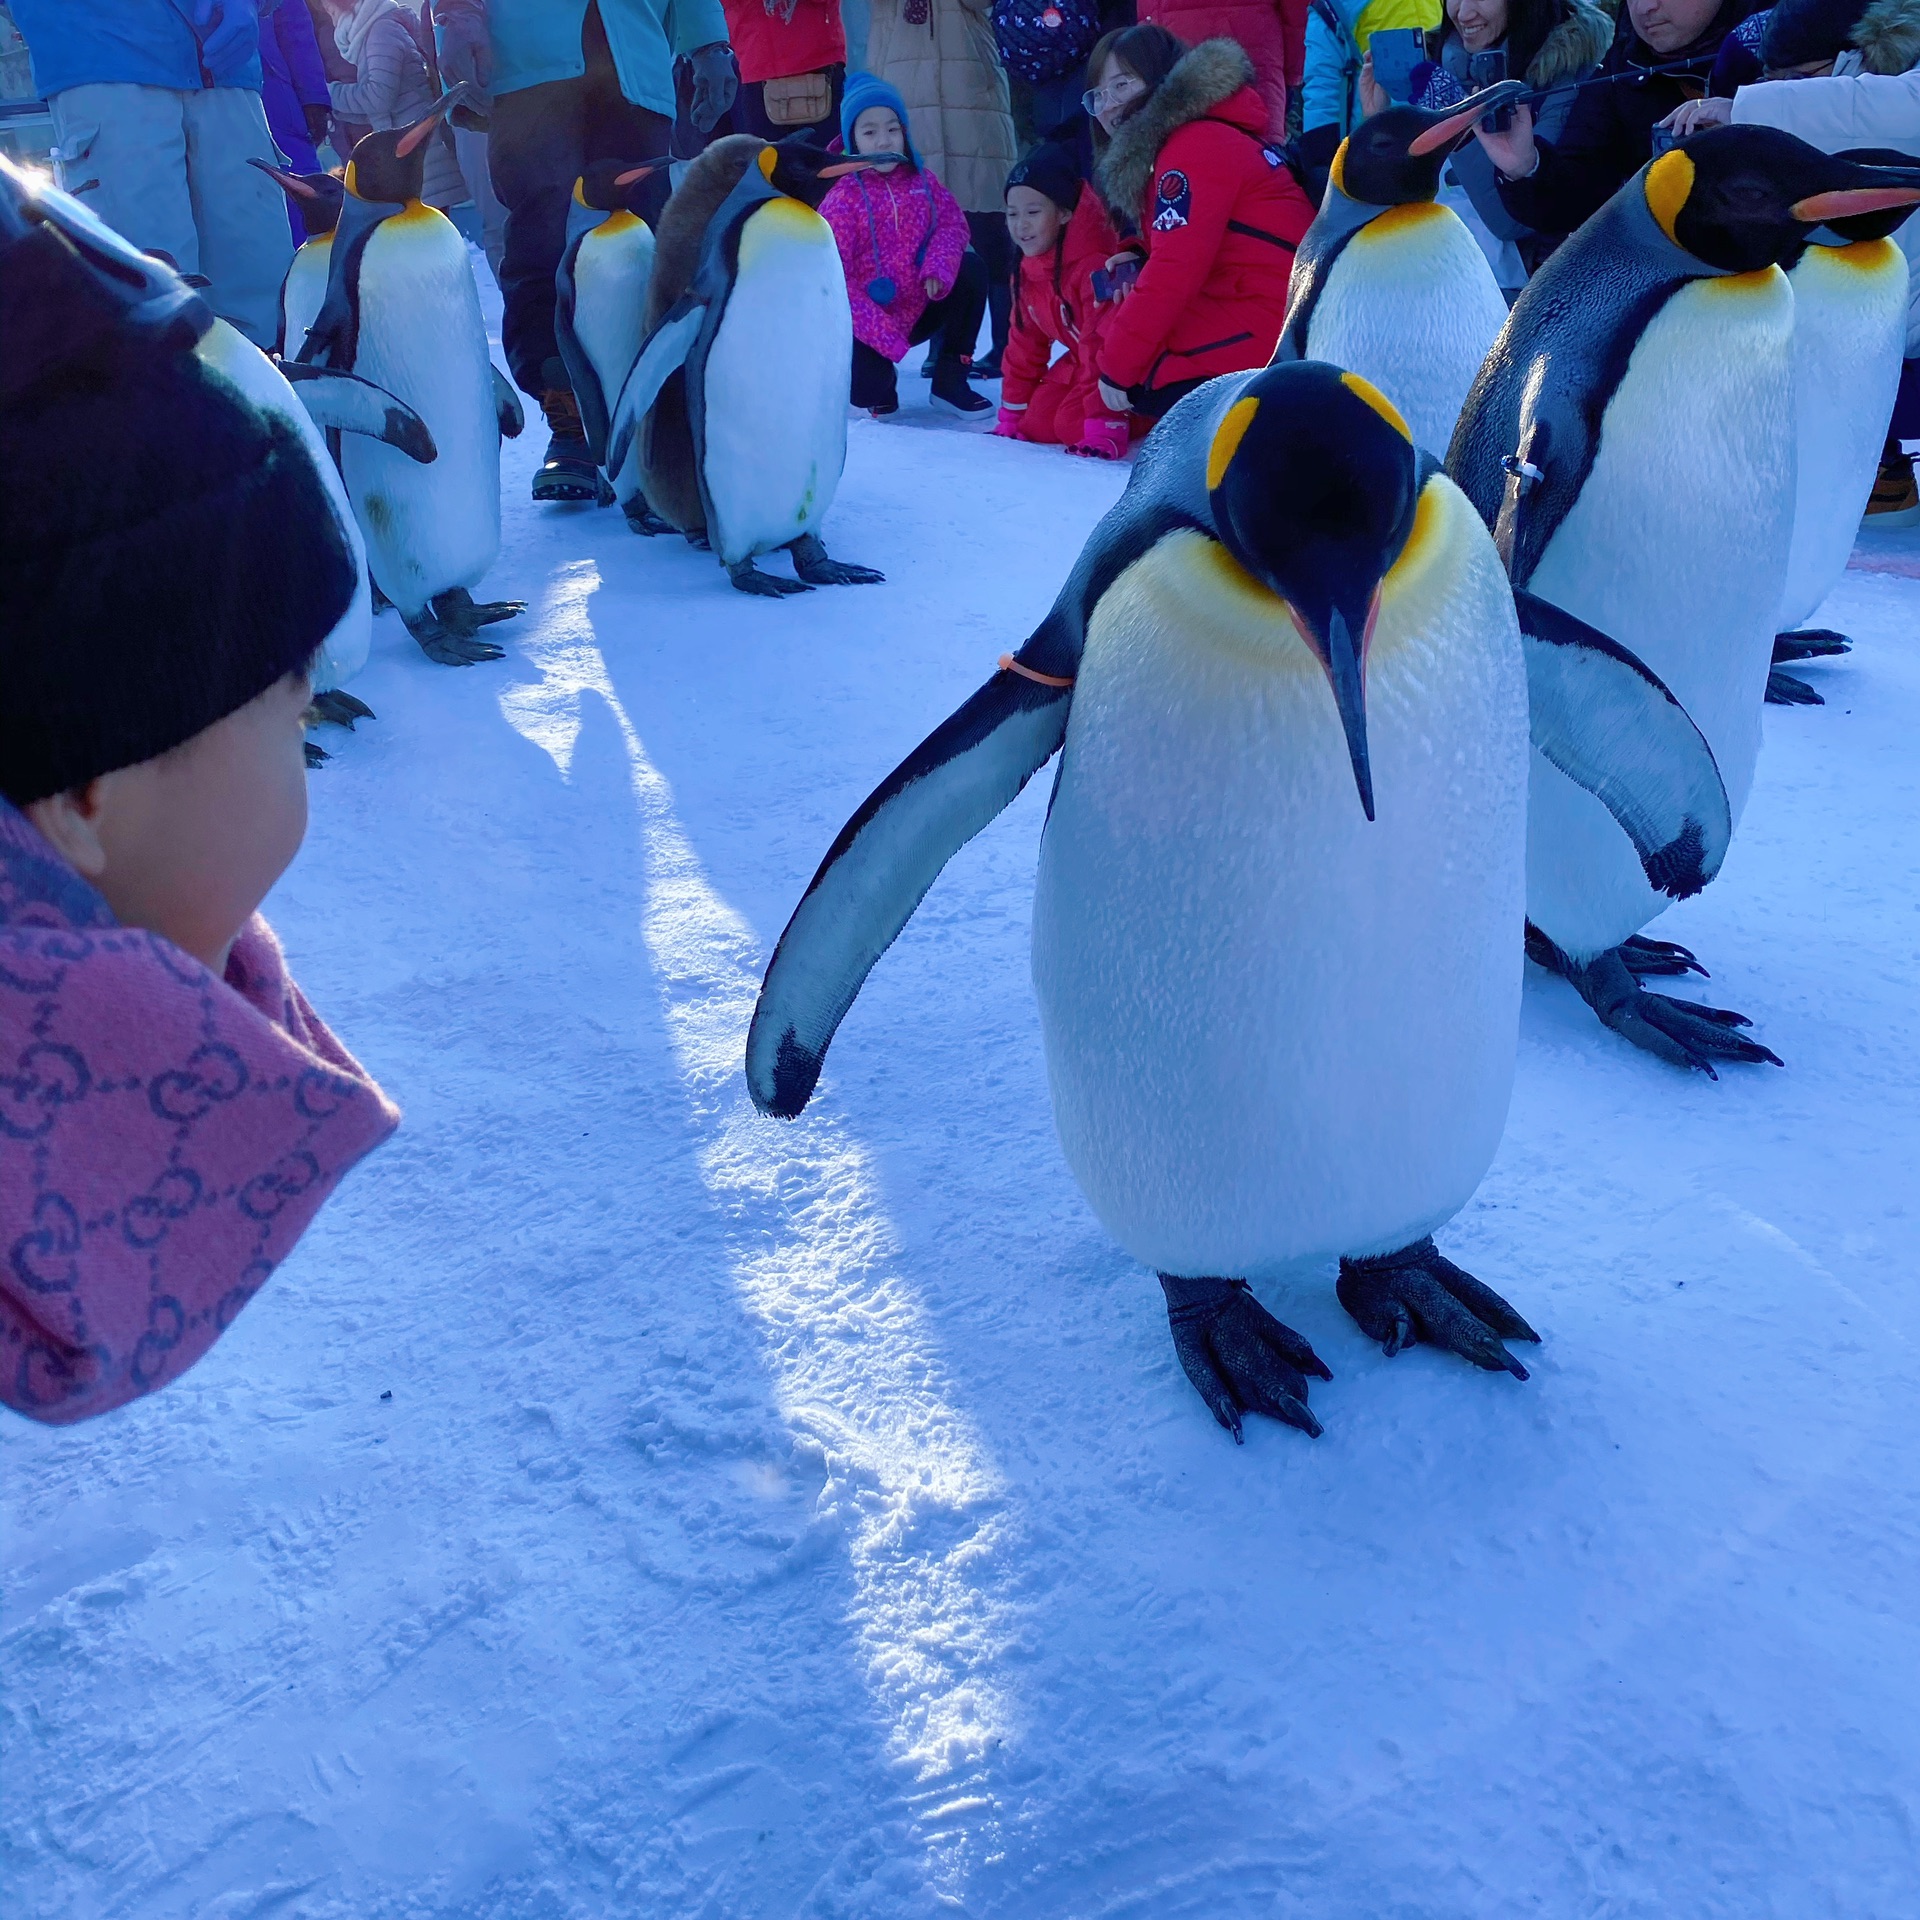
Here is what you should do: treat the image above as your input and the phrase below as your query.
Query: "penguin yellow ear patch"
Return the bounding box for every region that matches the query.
[758,146,779,181]
[1207,396,1261,492]
[1645,149,1694,248]
[1329,138,1350,198]
[1340,372,1411,443]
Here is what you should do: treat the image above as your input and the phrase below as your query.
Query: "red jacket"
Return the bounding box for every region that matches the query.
[1001,190,1123,424]
[1136,0,1308,134]
[720,0,847,85]
[1093,42,1312,397]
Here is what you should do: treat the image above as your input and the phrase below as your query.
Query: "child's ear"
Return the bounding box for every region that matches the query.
[25,781,111,879]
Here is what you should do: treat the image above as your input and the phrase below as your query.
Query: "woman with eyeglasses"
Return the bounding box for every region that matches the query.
[1084,23,1314,424]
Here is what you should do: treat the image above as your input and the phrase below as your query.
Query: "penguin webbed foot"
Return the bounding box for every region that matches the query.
[303,738,329,768]
[727,559,814,598]
[1772,628,1849,664]
[1158,1275,1329,1443]
[1567,947,1782,1077]
[432,587,524,636]
[622,501,679,537]
[1337,1239,1537,1380]
[402,599,506,666]
[1527,921,1708,983]
[309,688,376,730]
[788,533,885,587]
[1765,668,1823,706]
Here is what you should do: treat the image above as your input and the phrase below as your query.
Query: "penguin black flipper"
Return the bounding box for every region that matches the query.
[491,367,525,439]
[294,192,405,369]
[606,298,707,482]
[554,229,605,460]
[1514,587,1731,901]
[278,362,438,462]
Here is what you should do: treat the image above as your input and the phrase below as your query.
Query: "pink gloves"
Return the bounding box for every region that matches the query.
[1067,417,1129,461]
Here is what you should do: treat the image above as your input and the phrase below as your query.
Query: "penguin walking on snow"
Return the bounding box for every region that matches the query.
[1451,127,1920,1075]
[251,160,344,360]
[555,160,661,527]
[298,97,529,664]
[1273,82,1523,457]
[1766,155,1916,703]
[743,361,1728,1442]
[607,138,886,597]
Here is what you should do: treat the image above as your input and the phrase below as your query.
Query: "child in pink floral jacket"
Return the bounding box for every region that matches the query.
[1,174,398,1424]
[819,73,992,417]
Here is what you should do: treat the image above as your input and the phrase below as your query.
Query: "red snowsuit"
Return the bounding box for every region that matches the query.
[1136,0,1309,139]
[1093,40,1312,406]
[1000,191,1126,448]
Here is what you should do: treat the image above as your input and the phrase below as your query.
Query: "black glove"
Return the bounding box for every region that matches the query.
[688,42,738,133]
[303,102,331,149]
[1160,1274,1331,1443]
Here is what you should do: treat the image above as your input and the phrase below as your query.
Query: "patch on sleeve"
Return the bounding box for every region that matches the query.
[1152,168,1190,231]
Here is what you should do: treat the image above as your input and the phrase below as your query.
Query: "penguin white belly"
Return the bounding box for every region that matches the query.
[1778,239,1906,631]
[1524,269,1795,959]
[194,319,372,691]
[337,205,501,617]
[1031,482,1528,1277]
[281,233,330,360]
[1305,203,1509,460]
[699,199,851,566]
[574,214,654,418]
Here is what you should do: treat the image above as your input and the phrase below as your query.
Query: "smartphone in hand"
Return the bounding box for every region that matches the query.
[1468,48,1513,131]
[1368,28,1426,103]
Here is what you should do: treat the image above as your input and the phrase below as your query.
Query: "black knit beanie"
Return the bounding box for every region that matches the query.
[0,168,357,807]
[1007,139,1084,215]
[1762,0,1873,68]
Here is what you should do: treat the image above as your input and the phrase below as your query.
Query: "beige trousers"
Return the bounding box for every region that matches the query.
[50,82,294,349]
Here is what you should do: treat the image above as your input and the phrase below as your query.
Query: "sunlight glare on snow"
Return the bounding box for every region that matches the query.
[498,559,1023,1901]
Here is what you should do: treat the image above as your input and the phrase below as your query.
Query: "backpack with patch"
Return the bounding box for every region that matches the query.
[991,0,1101,86]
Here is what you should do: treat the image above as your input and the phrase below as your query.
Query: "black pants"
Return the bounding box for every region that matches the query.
[1128,373,1212,419]
[850,251,989,408]
[965,210,1014,361]
[489,3,673,397]
[733,65,846,145]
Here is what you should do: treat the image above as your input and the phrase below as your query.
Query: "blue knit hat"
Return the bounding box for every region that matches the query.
[840,72,922,168]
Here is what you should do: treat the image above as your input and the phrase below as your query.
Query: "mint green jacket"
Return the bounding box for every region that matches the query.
[489,0,730,116]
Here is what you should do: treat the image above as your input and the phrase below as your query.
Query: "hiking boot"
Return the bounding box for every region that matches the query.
[1865,440,1919,527]
[533,387,600,503]
[930,356,991,415]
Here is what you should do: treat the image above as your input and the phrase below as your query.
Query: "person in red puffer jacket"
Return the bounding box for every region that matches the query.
[992,138,1132,457]
[1087,25,1313,421]
[721,0,848,145]
[1136,0,1308,139]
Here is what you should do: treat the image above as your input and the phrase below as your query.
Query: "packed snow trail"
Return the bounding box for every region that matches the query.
[5,325,1920,1913]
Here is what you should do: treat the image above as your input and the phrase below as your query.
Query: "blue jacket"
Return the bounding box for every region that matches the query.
[1299,0,1441,137]
[435,0,730,117]
[11,0,263,99]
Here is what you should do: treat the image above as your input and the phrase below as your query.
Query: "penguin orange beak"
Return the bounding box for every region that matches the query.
[818,158,882,176]
[1407,81,1530,157]
[395,84,468,157]
[248,157,319,198]
[613,165,658,187]
[1791,185,1920,220]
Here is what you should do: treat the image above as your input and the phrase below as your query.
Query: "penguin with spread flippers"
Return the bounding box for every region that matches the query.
[1273,82,1523,458]
[250,159,344,360]
[554,159,662,526]
[607,138,886,597]
[298,96,529,665]
[743,362,1730,1442]
[1451,127,1920,1075]
[1766,152,1916,703]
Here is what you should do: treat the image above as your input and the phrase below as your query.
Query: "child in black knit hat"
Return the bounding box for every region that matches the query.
[0,164,399,1426]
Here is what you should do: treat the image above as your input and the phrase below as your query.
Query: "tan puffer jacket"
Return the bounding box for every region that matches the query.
[863,0,1018,213]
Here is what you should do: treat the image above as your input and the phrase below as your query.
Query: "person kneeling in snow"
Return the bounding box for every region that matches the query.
[992,137,1133,459]
[820,73,994,417]
[0,186,399,1426]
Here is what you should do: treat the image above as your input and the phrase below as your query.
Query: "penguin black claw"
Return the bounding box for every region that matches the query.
[622,502,678,537]
[309,689,376,730]
[1565,948,1783,1077]
[1772,629,1850,663]
[1617,933,1708,980]
[401,605,507,665]
[303,739,329,768]
[1159,1276,1329,1443]
[1765,668,1824,706]
[430,586,524,637]
[1337,1239,1538,1380]
[727,560,813,597]
[788,534,884,587]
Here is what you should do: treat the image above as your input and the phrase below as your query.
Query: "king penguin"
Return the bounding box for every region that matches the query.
[251,159,344,361]
[607,138,886,596]
[554,158,660,526]
[298,96,529,664]
[1272,82,1523,458]
[1767,152,1918,703]
[1451,127,1920,1074]
[742,361,1729,1443]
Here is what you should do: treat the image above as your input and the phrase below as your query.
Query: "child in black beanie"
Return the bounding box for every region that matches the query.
[0,164,400,1425]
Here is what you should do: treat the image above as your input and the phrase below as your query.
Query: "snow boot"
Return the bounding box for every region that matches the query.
[532,387,600,503]
[930,355,991,416]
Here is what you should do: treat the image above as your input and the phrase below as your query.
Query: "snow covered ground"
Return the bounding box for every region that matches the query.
[6,314,1920,1918]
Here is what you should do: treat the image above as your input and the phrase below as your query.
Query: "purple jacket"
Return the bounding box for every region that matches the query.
[0,800,398,1426]
[259,0,330,235]
[820,163,969,363]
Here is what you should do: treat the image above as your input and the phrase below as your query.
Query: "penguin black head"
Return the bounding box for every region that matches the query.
[1205,361,1423,820]
[1645,126,1920,273]
[344,86,468,206]
[756,139,882,209]
[1334,81,1529,207]
[248,158,345,236]
[577,158,666,215]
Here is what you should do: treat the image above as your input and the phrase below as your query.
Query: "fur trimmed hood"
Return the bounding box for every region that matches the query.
[1856,0,1920,72]
[1096,38,1257,224]
[1525,0,1617,86]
